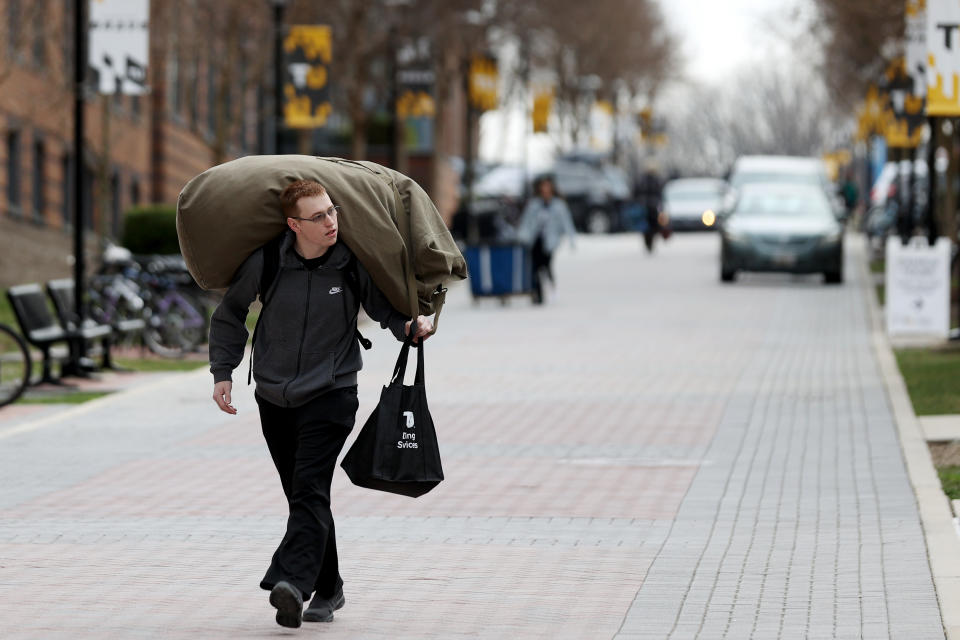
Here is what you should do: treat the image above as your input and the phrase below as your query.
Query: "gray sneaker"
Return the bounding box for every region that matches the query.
[269,581,303,628]
[302,588,345,623]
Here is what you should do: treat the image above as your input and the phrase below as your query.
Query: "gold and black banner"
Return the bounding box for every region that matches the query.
[283,25,333,128]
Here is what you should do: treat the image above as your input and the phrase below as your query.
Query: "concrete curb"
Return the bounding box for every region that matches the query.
[860,238,960,639]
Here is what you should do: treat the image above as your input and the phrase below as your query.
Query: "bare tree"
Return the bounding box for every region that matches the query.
[810,0,904,109]
[662,62,845,176]
[495,0,678,151]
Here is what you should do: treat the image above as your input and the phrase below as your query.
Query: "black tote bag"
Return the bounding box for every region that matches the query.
[340,336,444,497]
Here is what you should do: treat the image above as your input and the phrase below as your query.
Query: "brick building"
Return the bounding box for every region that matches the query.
[0,0,469,288]
[0,0,269,286]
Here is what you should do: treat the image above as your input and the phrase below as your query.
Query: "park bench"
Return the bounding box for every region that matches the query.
[46,279,131,372]
[6,283,76,384]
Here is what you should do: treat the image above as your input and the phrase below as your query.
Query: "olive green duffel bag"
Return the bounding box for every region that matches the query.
[176,155,466,320]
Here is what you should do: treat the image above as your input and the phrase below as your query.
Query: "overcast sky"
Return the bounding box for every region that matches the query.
[660,0,812,85]
[478,0,815,165]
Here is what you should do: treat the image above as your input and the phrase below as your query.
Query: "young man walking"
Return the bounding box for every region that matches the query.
[208,180,432,628]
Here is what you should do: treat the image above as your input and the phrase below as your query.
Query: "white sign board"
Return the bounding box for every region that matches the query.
[89,0,149,95]
[885,236,951,337]
[907,0,927,96]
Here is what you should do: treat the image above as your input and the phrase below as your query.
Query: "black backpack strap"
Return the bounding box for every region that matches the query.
[248,232,285,385]
[344,253,372,350]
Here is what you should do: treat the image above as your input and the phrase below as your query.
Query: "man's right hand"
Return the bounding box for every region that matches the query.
[213,381,237,415]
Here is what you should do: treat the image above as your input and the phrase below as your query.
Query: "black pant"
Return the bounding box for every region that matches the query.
[256,386,359,600]
[531,235,553,300]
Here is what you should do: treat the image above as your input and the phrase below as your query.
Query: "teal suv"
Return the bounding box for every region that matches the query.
[720,183,844,284]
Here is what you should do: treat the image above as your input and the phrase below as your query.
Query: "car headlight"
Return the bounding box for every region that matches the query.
[702,210,717,227]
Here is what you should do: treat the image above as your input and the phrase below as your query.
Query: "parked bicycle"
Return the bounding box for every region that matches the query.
[94,245,213,358]
[0,322,30,407]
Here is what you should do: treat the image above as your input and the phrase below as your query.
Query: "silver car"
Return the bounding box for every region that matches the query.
[661,178,727,230]
[720,183,844,284]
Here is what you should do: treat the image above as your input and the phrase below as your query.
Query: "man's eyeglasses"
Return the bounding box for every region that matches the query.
[290,205,340,224]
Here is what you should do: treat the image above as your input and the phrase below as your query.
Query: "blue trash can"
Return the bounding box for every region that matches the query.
[464,244,534,300]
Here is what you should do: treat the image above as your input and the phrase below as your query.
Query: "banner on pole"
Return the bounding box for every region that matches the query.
[283,25,333,128]
[883,58,925,148]
[926,0,960,115]
[906,0,927,96]
[397,39,435,153]
[468,54,498,112]
[532,87,552,133]
[88,0,150,95]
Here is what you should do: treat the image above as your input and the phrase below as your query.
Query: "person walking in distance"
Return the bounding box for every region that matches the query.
[516,175,577,304]
[208,180,433,628]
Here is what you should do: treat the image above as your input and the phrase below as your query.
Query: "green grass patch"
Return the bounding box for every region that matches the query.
[113,357,206,372]
[895,348,960,415]
[876,284,885,306]
[19,391,112,405]
[870,259,885,274]
[0,294,16,328]
[937,466,960,500]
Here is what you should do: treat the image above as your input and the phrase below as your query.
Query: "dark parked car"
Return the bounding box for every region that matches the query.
[464,159,631,235]
[551,158,631,233]
[720,183,844,284]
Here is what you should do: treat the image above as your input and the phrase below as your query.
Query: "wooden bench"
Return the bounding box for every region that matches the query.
[45,279,124,371]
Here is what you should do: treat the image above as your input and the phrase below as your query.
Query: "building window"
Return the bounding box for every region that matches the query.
[6,131,22,217]
[167,28,181,118]
[188,56,200,127]
[31,0,46,69]
[110,170,121,238]
[82,163,94,231]
[62,2,73,85]
[257,84,267,153]
[130,178,141,207]
[62,153,73,228]
[32,139,45,224]
[237,50,248,151]
[207,53,218,134]
[7,0,22,61]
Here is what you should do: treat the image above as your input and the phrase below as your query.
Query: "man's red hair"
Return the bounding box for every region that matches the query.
[279,180,328,217]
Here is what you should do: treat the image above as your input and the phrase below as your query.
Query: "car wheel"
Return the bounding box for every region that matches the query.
[586,209,612,234]
[721,266,736,282]
[824,270,843,284]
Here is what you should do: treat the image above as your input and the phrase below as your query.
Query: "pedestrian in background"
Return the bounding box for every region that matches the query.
[517,175,577,304]
[208,180,433,628]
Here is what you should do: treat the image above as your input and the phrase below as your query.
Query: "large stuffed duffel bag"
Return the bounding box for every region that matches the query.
[176,155,466,318]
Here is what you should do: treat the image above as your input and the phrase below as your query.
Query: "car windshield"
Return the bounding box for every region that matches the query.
[734,189,833,218]
[731,171,821,189]
[665,188,722,201]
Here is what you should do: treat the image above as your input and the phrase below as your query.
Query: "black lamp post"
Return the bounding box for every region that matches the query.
[72,0,88,330]
[270,0,290,154]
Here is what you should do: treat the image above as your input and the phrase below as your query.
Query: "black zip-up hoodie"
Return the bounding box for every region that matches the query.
[209,231,409,407]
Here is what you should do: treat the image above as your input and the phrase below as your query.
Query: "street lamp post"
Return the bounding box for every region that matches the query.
[72,0,88,349]
[270,0,289,154]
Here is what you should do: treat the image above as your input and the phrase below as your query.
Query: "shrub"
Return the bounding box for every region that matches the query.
[122,204,180,255]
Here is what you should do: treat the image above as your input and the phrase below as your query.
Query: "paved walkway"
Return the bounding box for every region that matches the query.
[0,234,946,638]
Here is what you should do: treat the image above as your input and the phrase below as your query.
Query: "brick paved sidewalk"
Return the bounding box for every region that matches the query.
[0,234,945,639]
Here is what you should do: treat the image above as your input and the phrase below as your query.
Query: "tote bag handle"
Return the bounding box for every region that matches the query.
[390,333,425,386]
